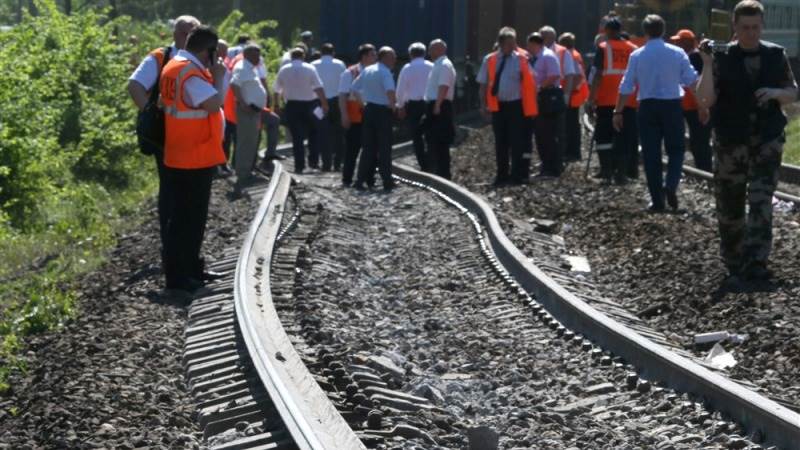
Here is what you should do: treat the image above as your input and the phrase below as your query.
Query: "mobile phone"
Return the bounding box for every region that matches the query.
[208,48,217,65]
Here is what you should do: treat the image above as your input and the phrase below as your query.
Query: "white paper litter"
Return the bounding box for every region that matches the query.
[563,256,591,273]
[704,343,737,370]
[313,106,324,120]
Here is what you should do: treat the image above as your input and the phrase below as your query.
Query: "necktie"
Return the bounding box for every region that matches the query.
[491,54,508,97]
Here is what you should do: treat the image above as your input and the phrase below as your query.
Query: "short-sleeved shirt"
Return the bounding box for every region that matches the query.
[232,59,267,108]
[619,38,697,100]
[396,58,433,106]
[477,50,524,102]
[531,47,561,87]
[339,64,363,96]
[312,55,347,99]
[273,59,323,101]
[166,50,221,108]
[129,45,177,91]
[352,62,395,106]
[424,55,457,102]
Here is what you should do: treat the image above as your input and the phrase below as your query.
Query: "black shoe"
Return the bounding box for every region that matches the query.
[720,272,746,292]
[342,180,352,187]
[666,190,678,210]
[492,178,509,187]
[354,183,367,191]
[743,263,773,281]
[383,182,395,192]
[614,176,629,186]
[646,203,666,213]
[202,270,226,281]
[593,171,612,180]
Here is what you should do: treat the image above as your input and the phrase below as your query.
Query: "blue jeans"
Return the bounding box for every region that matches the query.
[638,99,685,208]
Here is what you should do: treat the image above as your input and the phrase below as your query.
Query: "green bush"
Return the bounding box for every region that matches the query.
[786,116,800,166]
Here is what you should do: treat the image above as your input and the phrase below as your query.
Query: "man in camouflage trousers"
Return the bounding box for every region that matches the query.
[696,0,797,283]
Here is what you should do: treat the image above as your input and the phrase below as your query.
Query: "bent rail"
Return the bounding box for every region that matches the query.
[234,162,366,450]
[391,158,800,450]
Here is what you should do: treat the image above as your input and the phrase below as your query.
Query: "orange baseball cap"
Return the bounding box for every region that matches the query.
[670,29,696,41]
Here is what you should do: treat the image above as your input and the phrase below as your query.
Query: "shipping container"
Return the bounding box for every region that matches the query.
[318,0,468,64]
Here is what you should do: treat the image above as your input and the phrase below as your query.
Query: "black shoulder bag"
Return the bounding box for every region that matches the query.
[136,47,172,156]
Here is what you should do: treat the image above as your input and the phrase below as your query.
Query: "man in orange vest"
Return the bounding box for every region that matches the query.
[671,29,712,172]
[128,15,199,262]
[478,27,538,186]
[587,17,639,184]
[558,32,590,162]
[338,44,377,186]
[159,25,228,299]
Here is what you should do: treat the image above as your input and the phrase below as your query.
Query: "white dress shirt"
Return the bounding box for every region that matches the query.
[424,55,456,102]
[129,45,177,90]
[396,57,433,106]
[312,55,347,99]
[232,59,267,108]
[273,59,323,101]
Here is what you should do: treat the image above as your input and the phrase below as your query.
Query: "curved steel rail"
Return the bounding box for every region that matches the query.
[234,162,366,450]
[391,155,800,449]
[581,112,800,204]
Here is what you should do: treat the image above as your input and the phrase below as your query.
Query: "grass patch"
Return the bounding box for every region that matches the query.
[0,175,157,392]
[785,115,800,166]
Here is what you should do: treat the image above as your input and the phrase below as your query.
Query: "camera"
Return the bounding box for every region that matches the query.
[701,40,730,55]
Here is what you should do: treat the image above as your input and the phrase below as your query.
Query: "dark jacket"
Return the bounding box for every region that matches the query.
[712,41,788,145]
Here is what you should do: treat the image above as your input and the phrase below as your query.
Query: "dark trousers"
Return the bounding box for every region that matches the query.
[223,120,237,162]
[285,100,321,173]
[163,166,214,289]
[595,106,640,179]
[323,97,344,171]
[535,112,563,177]
[685,109,713,172]
[424,100,455,179]
[342,123,362,185]
[639,99,685,208]
[357,104,393,187]
[405,100,428,171]
[154,153,172,256]
[491,100,529,183]
[564,106,582,161]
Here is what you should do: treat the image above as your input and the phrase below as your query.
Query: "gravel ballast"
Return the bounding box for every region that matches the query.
[446,126,800,411]
[0,175,263,449]
[268,171,761,449]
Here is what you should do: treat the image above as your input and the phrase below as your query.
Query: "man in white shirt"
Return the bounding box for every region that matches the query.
[127,14,199,265]
[423,39,457,180]
[312,43,347,171]
[396,42,433,171]
[231,43,267,196]
[274,47,329,174]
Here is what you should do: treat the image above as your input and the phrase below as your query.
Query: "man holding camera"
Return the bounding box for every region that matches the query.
[697,0,797,282]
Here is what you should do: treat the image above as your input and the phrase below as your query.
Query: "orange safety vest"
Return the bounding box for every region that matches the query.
[596,39,639,108]
[559,48,590,108]
[160,58,226,169]
[682,88,699,111]
[223,53,244,124]
[345,65,364,123]
[486,52,538,118]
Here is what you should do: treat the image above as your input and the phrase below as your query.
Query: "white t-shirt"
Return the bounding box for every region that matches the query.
[232,59,267,108]
[129,45,177,90]
[274,60,323,101]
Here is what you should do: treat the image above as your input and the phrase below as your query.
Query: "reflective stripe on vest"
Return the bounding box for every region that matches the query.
[596,40,637,107]
[163,64,211,119]
[602,44,625,76]
[485,52,538,117]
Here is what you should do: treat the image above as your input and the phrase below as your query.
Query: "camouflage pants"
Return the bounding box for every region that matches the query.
[714,139,783,271]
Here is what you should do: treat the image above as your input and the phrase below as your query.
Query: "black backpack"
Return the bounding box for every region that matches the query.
[136,47,172,156]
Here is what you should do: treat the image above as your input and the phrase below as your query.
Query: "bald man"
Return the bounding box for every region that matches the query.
[128,15,200,267]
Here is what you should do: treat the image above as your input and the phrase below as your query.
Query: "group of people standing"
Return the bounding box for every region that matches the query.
[273,39,457,191]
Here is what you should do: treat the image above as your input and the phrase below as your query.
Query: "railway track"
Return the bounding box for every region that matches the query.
[581,113,800,203]
[180,146,799,448]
